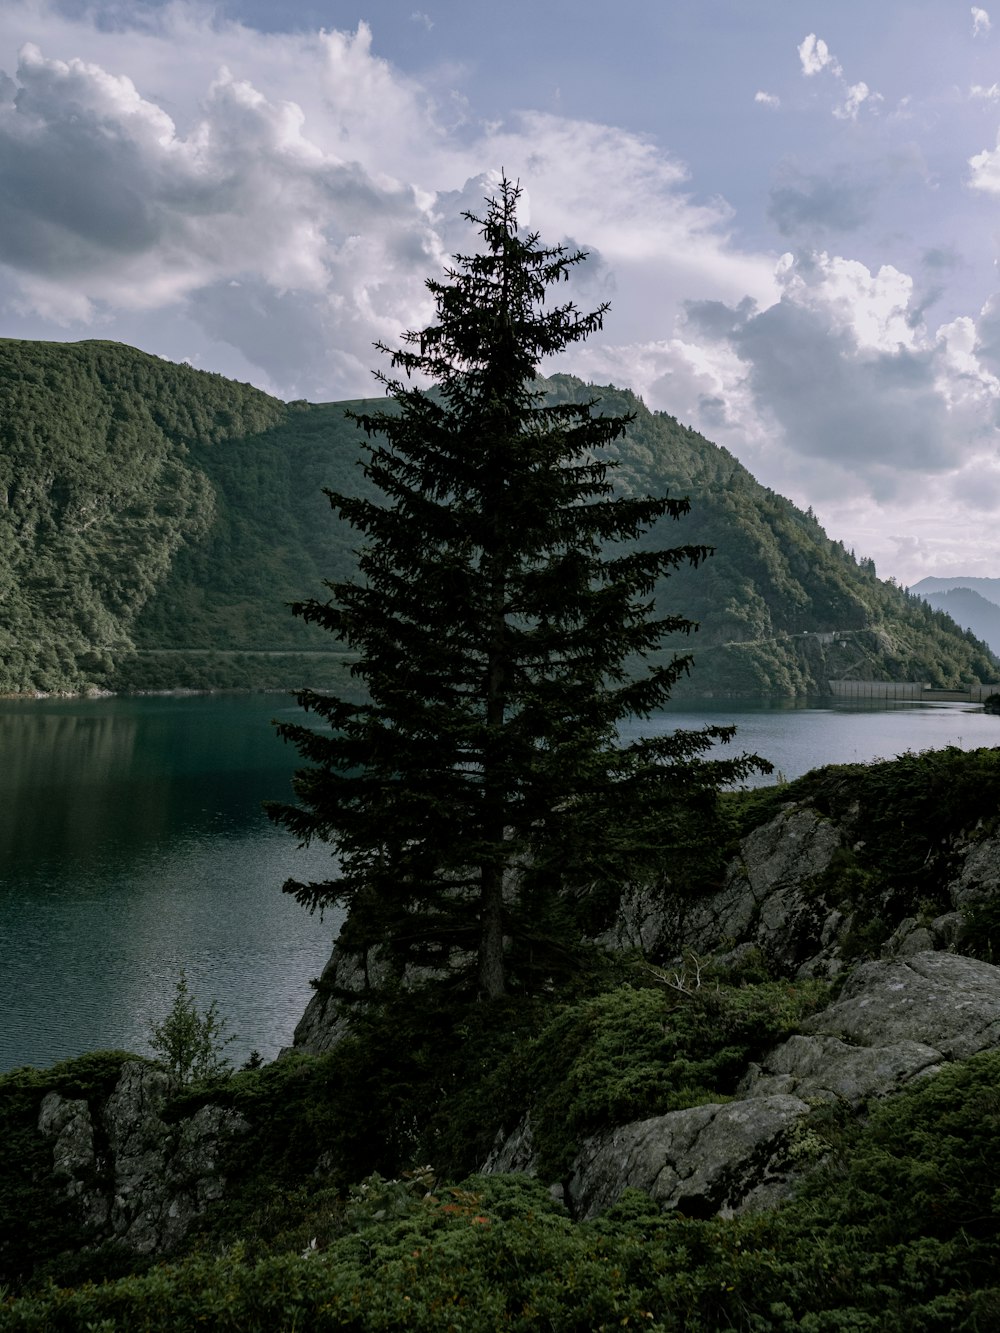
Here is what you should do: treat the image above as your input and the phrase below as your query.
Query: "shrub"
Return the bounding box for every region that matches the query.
[149,971,234,1084]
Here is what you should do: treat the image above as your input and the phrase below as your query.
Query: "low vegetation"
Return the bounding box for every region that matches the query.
[6,1035,1000,1329]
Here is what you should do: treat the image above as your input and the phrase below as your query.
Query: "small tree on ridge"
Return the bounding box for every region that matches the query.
[269,178,764,1001]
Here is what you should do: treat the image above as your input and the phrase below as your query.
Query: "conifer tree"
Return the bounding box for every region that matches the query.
[270,179,764,1001]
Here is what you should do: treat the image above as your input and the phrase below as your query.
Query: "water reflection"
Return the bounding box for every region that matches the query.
[2,693,998,1073]
[0,696,341,1072]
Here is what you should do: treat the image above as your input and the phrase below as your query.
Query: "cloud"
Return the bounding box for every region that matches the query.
[797,32,881,121]
[768,168,875,237]
[0,9,778,400]
[970,82,1000,98]
[632,251,1000,514]
[798,34,842,78]
[834,81,880,121]
[3,0,999,585]
[968,131,1000,190]
[973,6,992,36]
[0,34,445,371]
[754,90,780,109]
[410,11,433,31]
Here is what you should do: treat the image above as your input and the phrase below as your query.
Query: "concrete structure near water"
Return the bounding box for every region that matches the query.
[830,680,1000,703]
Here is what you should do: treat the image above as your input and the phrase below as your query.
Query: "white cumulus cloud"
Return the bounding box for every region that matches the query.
[797,33,881,121]
[973,6,992,36]
[798,34,843,78]
[968,131,1000,190]
[754,90,780,108]
[0,10,779,400]
[834,81,880,121]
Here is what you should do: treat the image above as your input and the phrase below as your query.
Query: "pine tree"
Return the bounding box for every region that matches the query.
[269,178,765,1001]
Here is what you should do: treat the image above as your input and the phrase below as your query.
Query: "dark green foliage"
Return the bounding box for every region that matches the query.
[9,984,1000,1326]
[0,339,285,693]
[512,975,829,1180]
[10,1054,1000,1329]
[268,180,764,1000]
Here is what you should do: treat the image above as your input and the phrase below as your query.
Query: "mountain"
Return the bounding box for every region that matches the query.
[911,575,1000,604]
[912,586,1000,657]
[1,337,996,697]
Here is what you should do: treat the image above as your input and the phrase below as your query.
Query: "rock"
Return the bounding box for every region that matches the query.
[567,1095,809,1221]
[482,1115,537,1175]
[595,809,1000,980]
[672,805,846,974]
[883,917,937,956]
[38,1092,96,1187]
[37,1092,109,1229]
[289,945,370,1055]
[597,881,669,955]
[805,952,1000,1060]
[498,952,1000,1222]
[291,940,475,1056]
[37,1060,249,1256]
[949,831,1000,912]
[739,1032,943,1105]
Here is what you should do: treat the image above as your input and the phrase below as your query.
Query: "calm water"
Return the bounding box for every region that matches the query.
[2,693,999,1073]
[0,694,343,1073]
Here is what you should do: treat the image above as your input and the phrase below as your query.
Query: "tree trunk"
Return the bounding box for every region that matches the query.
[478,862,505,1000]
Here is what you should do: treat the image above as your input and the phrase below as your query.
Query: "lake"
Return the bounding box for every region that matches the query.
[2,691,999,1073]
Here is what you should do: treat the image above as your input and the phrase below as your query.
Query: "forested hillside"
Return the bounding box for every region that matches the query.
[1,339,995,696]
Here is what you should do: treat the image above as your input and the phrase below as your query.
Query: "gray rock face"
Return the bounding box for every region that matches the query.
[482,1114,537,1175]
[490,952,1000,1222]
[291,939,476,1056]
[37,1061,249,1255]
[568,1095,809,1221]
[290,944,444,1055]
[289,946,366,1055]
[606,807,1000,978]
[806,951,1000,1059]
[674,805,846,975]
[950,831,1000,912]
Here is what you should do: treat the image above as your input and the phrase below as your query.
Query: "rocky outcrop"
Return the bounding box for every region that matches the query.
[289,945,455,1055]
[487,952,1000,1221]
[289,947,370,1056]
[670,805,847,975]
[296,804,1000,1057]
[37,1061,248,1255]
[614,803,1000,978]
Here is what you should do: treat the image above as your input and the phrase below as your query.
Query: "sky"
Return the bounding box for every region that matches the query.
[3,2,1000,585]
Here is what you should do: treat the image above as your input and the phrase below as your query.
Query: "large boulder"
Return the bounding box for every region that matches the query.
[487,953,1000,1221]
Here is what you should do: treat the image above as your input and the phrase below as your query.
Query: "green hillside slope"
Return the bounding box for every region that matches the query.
[0,339,995,696]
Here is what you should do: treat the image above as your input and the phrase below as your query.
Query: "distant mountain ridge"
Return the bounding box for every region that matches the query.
[911,576,1000,604]
[911,580,1000,657]
[1,337,996,697]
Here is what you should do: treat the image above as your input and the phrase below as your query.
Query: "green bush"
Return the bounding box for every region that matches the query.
[511,973,829,1180]
[7,1053,1000,1328]
[149,971,234,1084]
